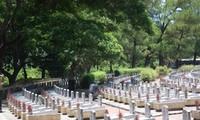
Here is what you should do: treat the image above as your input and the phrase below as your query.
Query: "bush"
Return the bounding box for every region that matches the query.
[117,68,143,75]
[115,67,158,82]
[80,74,94,89]
[140,68,158,82]
[180,65,195,71]
[91,71,106,84]
[155,66,170,76]
[114,70,120,76]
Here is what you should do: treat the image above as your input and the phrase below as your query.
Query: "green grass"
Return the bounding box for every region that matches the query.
[3,67,49,86]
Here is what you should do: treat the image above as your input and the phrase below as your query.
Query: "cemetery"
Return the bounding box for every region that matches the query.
[0,68,200,120]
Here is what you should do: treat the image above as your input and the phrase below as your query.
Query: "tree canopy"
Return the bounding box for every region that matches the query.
[0,0,200,85]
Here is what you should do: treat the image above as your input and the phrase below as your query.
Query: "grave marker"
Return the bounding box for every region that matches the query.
[98,95,102,106]
[162,105,169,120]
[51,98,55,110]
[145,103,151,118]
[182,108,191,120]
[81,92,85,103]
[90,110,96,120]
[129,100,135,114]
[89,93,93,104]
[76,92,79,102]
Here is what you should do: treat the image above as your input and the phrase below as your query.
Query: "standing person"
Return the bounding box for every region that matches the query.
[89,83,99,99]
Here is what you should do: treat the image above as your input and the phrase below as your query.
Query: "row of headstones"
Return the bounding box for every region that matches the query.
[54,85,105,106]
[8,88,57,115]
[53,84,142,120]
[105,81,193,99]
[191,69,200,78]
[168,75,200,86]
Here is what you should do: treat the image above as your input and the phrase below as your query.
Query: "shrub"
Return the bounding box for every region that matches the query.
[180,65,195,71]
[117,68,143,75]
[115,67,158,82]
[80,74,94,89]
[91,71,106,84]
[140,68,158,82]
[114,70,120,76]
[155,66,170,76]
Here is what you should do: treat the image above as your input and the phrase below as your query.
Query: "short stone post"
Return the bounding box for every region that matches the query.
[35,94,38,104]
[44,97,48,108]
[31,93,35,102]
[175,88,180,98]
[162,105,169,120]
[165,88,170,98]
[61,88,64,96]
[145,103,151,118]
[71,91,74,99]
[147,86,150,94]
[192,85,196,94]
[129,100,135,114]
[141,86,144,94]
[123,83,126,91]
[51,98,56,110]
[119,83,122,91]
[90,110,96,120]
[184,89,188,99]
[77,103,83,120]
[89,93,93,104]
[146,93,150,102]
[98,95,102,106]
[64,89,67,97]
[182,108,191,120]
[138,92,141,100]
[67,89,69,98]
[76,92,79,102]
[81,92,85,103]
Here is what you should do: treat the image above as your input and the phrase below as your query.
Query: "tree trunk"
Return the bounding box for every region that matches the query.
[131,53,136,68]
[158,51,165,66]
[193,50,197,66]
[144,55,151,67]
[23,66,27,79]
[42,65,45,79]
[109,61,113,73]
[131,39,137,68]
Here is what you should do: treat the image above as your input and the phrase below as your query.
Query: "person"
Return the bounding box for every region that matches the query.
[89,83,99,99]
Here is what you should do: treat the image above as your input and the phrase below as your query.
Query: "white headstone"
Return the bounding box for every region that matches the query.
[129,100,135,114]
[71,91,74,99]
[81,92,85,103]
[98,95,102,106]
[182,108,191,120]
[51,98,55,110]
[89,93,93,104]
[90,110,96,120]
[76,91,79,101]
[145,103,151,118]
[162,105,169,120]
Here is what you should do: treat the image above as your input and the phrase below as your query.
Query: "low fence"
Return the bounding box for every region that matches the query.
[1,78,63,99]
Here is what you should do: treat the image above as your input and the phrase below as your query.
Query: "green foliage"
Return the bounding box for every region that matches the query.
[3,77,9,86]
[117,68,143,75]
[180,65,195,71]
[91,71,106,84]
[116,67,158,82]
[80,74,94,89]
[155,66,170,76]
[140,68,158,82]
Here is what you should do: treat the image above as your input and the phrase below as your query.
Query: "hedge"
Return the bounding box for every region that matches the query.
[115,67,158,82]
